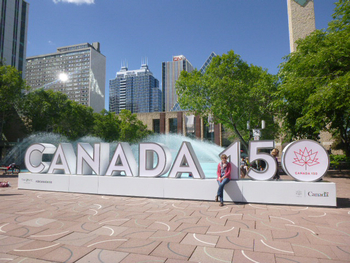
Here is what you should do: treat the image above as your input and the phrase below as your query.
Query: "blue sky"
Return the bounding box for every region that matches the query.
[26,0,337,110]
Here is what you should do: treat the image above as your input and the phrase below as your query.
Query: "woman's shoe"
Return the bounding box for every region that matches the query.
[219,202,224,207]
[215,195,219,202]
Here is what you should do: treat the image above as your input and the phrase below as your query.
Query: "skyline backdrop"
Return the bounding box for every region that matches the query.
[25,0,337,110]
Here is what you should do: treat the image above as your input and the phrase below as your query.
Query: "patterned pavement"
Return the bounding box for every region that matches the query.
[0,174,349,263]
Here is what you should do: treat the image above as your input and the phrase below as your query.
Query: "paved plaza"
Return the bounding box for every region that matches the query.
[0,174,349,263]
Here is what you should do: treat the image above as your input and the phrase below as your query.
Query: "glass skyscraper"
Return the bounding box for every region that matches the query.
[25,42,106,113]
[199,52,217,74]
[109,63,161,114]
[0,0,29,77]
[162,55,194,112]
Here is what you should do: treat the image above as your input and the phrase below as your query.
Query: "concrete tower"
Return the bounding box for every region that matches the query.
[0,0,29,77]
[162,55,194,112]
[287,0,316,52]
[26,42,106,112]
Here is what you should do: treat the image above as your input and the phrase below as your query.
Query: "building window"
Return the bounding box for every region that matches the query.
[153,119,160,134]
[185,115,195,138]
[169,118,177,134]
[204,123,214,142]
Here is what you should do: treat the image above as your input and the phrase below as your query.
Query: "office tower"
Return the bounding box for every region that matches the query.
[25,42,106,112]
[287,0,316,52]
[199,52,217,74]
[0,0,29,77]
[109,63,161,114]
[162,55,194,112]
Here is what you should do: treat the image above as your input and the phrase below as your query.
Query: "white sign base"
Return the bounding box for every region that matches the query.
[18,173,337,207]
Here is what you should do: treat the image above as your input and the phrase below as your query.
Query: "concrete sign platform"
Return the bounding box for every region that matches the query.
[18,173,336,207]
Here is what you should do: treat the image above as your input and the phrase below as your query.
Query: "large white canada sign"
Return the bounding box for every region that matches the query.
[19,139,336,207]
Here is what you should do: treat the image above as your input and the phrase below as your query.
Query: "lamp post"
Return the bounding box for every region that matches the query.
[247,120,265,141]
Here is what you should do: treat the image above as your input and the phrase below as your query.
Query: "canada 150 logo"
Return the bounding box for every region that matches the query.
[293,147,320,169]
[282,140,329,182]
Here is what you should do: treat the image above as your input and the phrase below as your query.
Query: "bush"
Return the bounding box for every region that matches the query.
[330,155,350,170]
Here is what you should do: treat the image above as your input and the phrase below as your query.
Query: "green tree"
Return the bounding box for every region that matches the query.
[54,101,94,140]
[276,0,350,156]
[93,109,121,142]
[176,50,278,151]
[118,110,152,143]
[20,90,151,142]
[0,64,29,139]
[19,89,94,140]
[93,110,151,143]
[19,89,68,132]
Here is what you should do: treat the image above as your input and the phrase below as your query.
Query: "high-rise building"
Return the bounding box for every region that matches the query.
[109,63,161,114]
[25,42,106,112]
[287,0,316,52]
[199,52,217,74]
[0,0,29,77]
[162,55,194,112]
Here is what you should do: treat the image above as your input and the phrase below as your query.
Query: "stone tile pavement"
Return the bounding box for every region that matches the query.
[0,174,349,262]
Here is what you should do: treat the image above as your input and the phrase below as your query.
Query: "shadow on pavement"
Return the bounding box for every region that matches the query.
[0,193,23,196]
[337,197,350,208]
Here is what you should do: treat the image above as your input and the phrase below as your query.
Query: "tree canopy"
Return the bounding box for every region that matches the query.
[0,64,29,140]
[176,50,279,150]
[18,89,151,143]
[19,89,94,140]
[93,109,121,142]
[276,0,350,156]
[117,109,152,143]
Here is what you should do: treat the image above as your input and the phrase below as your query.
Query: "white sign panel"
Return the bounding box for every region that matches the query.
[18,173,336,206]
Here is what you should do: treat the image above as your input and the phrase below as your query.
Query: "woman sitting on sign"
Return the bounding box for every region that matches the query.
[216,154,231,206]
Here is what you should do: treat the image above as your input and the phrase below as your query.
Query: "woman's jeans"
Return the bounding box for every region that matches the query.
[217,178,230,203]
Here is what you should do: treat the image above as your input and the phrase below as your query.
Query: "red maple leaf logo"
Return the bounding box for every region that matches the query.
[293,147,320,170]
